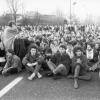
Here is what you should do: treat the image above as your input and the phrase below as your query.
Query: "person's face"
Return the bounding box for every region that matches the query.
[12,24,16,28]
[30,48,36,56]
[41,42,46,48]
[67,44,72,50]
[95,44,99,49]
[61,38,64,43]
[59,47,66,54]
[54,40,58,45]
[87,45,92,50]
[77,36,81,40]
[76,50,82,57]
[45,53,52,57]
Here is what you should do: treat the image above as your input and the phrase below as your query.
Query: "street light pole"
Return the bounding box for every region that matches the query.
[70,0,72,24]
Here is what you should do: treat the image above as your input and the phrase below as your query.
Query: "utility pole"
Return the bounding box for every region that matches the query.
[70,0,72,24]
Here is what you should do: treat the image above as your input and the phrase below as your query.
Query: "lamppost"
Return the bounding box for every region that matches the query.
[70,0,72,24]
[70,0,77,25]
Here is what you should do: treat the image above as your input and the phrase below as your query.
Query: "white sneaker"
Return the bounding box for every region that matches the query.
[28,73,35,80]
[37,73,42,78]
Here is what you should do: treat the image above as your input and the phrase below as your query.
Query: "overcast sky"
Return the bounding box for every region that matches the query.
[0,0,100,21]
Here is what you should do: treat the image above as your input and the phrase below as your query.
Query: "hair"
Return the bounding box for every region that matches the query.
[35,40,40,47]
[73,46,83,56]
[60,44,66,50]
[7,49,15,55]
[8,21,15,27]
[28,44,38,53]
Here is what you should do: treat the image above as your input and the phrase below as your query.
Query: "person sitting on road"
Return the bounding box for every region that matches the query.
[2,49,22,75]
[71,46,91,89]
[46,44,71,79]
[22,44,42,80]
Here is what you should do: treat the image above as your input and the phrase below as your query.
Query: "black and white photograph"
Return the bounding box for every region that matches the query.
[0,0,100,100]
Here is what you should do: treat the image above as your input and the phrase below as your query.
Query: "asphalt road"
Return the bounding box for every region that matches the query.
[0,71,100,100]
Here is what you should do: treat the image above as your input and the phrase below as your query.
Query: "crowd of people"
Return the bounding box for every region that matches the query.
[0,21,100,89]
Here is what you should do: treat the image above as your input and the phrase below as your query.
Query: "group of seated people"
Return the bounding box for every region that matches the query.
[0,21,100,90]
[0,37,100,89]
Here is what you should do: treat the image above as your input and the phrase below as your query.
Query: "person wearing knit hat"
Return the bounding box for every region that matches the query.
[71,46,91,89]
[22,44,43,80]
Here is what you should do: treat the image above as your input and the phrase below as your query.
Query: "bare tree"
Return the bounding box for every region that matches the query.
[5,0,22,23]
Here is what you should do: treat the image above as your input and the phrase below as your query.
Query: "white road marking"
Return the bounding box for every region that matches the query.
[0,77,23,98]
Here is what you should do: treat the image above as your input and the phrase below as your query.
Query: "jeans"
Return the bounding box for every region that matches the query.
[74,65,91,81]
[47,61,68,75]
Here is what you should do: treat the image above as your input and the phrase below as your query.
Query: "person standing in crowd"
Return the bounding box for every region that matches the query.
[14,35,26,61]
[72,46,91,89]
[46,45,71,79]
[66,42,74,59]
[50,39,59,55]
[2,21,18,51]
[2,49,22,75]
[22,44,42,80]
[86,43,96,66]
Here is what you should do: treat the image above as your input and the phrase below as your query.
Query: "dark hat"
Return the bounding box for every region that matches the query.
[60,44,66,50]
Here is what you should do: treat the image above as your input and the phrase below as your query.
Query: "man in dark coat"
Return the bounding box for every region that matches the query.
[46,44,71,79]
